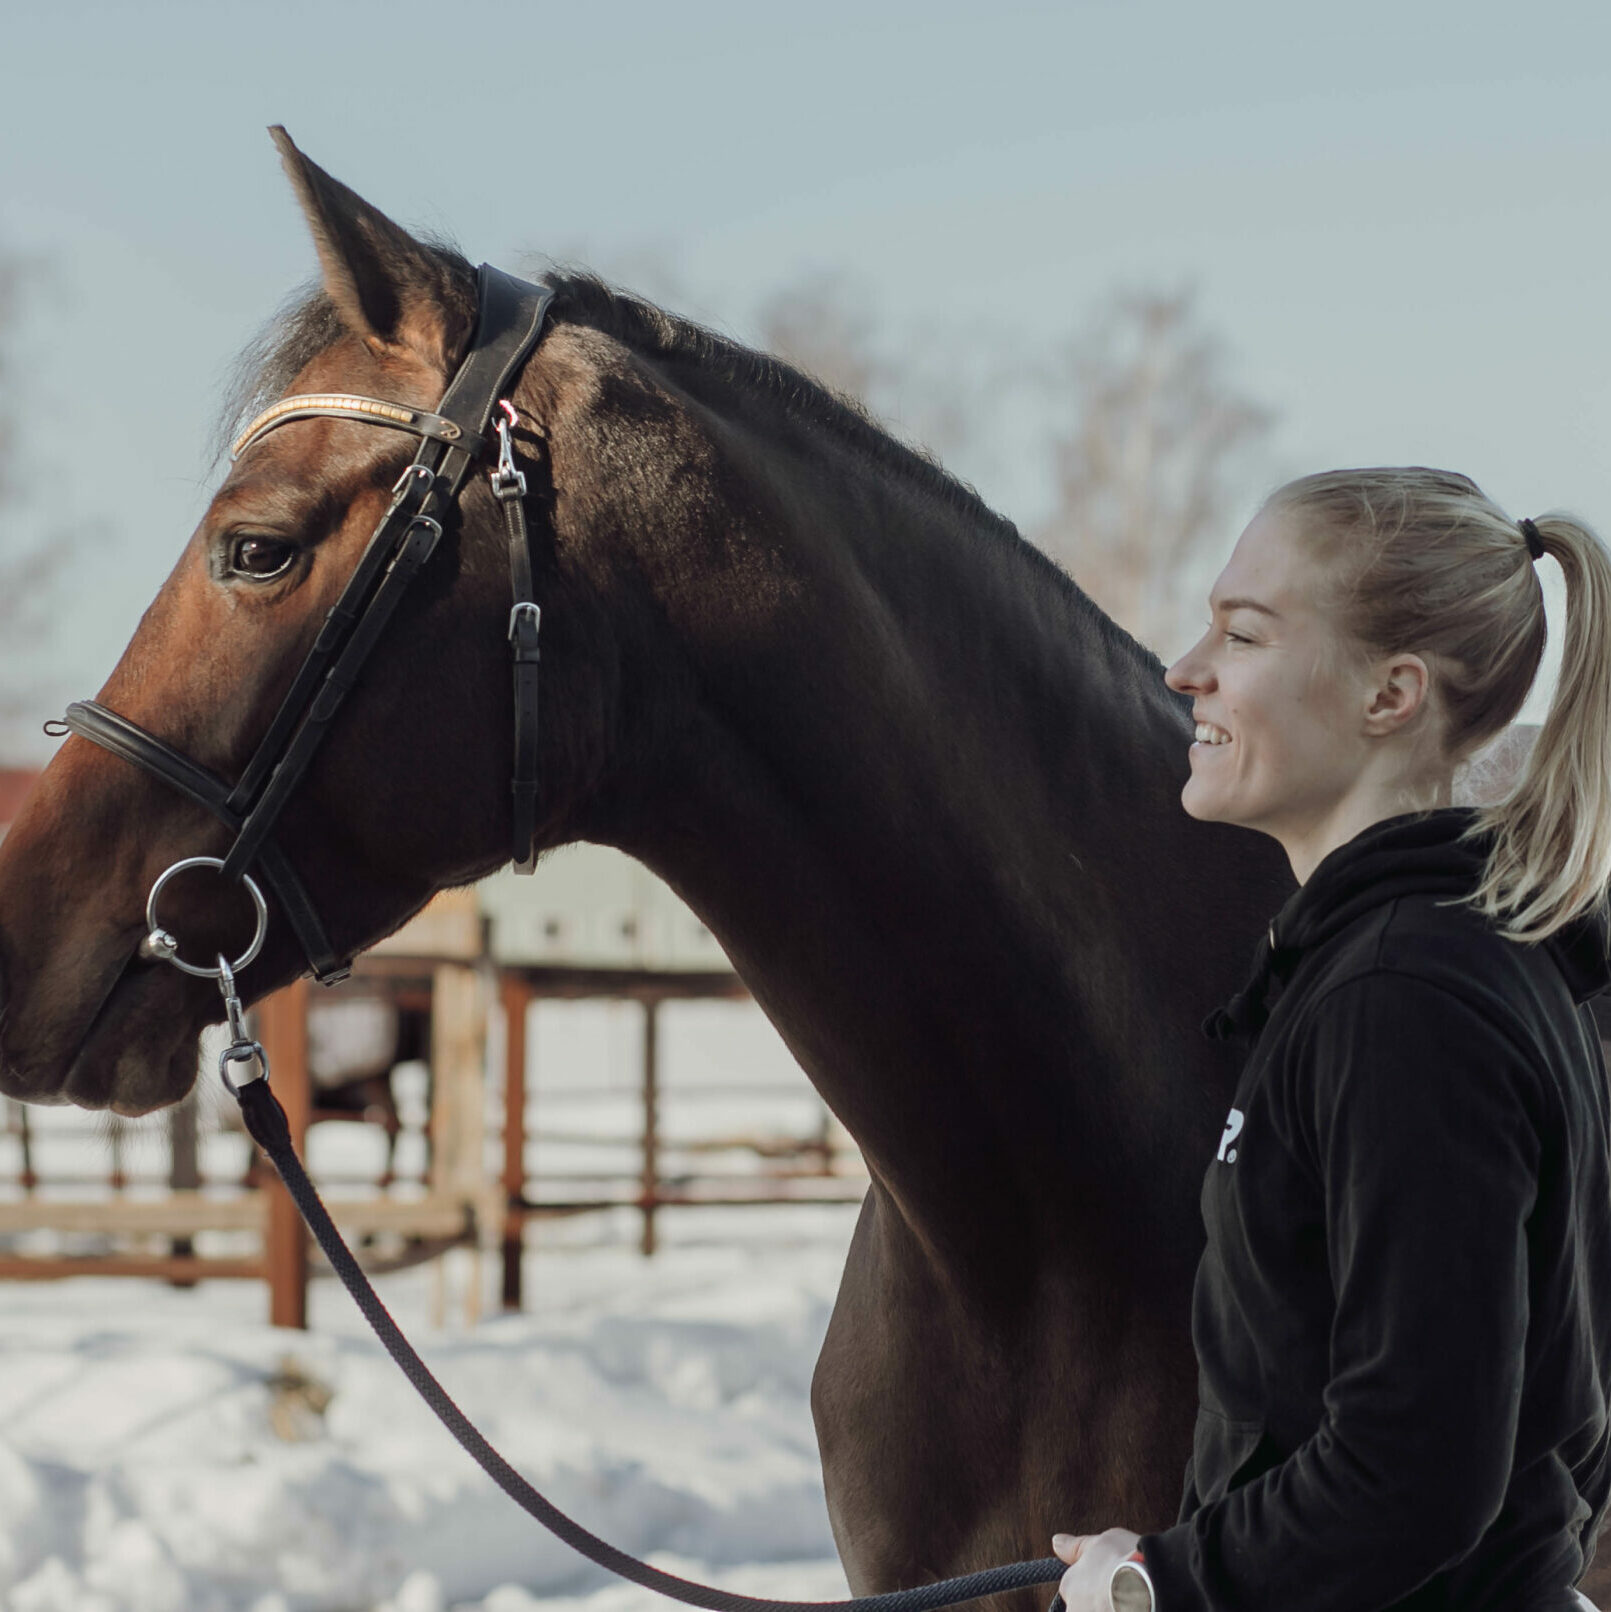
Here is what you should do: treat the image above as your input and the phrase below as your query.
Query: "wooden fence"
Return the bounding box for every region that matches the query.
[0,957,867,1326]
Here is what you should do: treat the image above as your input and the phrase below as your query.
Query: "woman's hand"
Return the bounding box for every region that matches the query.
[1051,1528,1142,1611]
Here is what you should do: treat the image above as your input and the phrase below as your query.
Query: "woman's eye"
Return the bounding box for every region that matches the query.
[230,536,297,580]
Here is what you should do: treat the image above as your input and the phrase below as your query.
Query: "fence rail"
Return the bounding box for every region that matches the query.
[0,958,867,1325]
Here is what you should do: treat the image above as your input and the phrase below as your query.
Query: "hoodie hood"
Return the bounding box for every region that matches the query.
[1204,806,1611,1042]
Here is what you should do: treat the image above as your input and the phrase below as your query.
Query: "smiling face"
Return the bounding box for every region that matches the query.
[1164,505,1392,861]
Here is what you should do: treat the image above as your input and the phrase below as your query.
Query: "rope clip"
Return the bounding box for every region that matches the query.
[490,399,527,500]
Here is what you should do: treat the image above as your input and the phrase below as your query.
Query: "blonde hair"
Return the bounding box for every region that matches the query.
[1267,466,1611,943]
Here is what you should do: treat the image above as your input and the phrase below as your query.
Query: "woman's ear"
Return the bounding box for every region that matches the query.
[269,125,472,374]
[1362,652,1432,735]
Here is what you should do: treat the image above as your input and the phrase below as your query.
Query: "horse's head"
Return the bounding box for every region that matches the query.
[0,132,625,1113]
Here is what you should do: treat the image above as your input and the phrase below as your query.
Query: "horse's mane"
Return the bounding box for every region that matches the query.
[216,252,1161,683]
[544,271,1161,679]
[544,271,1017,536]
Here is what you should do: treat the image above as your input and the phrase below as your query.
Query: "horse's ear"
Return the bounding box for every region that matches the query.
[268,126,468,372]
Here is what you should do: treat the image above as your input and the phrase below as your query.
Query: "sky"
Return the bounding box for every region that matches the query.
[3,0,1609,756]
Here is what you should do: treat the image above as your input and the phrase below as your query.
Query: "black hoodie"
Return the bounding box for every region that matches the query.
[1141,807,1611,1611]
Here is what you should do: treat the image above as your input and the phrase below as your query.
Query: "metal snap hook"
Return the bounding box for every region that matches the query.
[211,953,269,1094]
[218,1038,271,1093]
[490,398,527,500]
[143,856,269,979]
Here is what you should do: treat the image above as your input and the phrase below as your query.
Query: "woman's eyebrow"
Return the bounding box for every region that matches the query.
[1211,595,1283,620]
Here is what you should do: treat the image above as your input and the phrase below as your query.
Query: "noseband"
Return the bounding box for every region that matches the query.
[53,264,553,984]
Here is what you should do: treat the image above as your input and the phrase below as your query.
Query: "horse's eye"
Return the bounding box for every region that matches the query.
[230,536,297,580]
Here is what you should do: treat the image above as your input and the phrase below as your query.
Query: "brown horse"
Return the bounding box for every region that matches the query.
[0,133,1298,1599]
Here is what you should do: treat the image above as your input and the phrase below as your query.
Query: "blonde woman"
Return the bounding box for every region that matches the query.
[1054,469,1611,1611]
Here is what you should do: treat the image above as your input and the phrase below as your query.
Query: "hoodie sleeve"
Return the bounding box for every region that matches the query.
[1140,972,1542,1611]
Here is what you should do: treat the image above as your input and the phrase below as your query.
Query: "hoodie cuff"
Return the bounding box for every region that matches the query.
[1136,1525,1214,1612]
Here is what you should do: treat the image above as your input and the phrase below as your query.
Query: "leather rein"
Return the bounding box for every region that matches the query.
[53,263,554,984]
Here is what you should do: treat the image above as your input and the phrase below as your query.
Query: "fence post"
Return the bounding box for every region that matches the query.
[500,972,531,1311]
[167,1094,200,1285]
[429,963,487,1325]
[641,996,659,1257]
[256,979,310,1329]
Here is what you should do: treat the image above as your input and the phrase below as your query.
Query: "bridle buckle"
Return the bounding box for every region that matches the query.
[508,600,541,645]
[390,462,435,505]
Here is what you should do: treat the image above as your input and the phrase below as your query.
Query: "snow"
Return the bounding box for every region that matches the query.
[0,1217,860,1612]
[0,995,866,1612]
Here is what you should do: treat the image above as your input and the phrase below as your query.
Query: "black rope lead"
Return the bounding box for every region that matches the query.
[234,1078,1066,1612]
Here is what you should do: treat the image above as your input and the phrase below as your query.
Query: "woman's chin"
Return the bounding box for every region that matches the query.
[1179,778,1222,823]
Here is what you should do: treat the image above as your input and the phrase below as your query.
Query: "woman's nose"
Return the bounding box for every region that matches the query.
[1165,649,1203,694]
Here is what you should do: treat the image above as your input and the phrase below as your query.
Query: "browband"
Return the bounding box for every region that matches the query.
[231,393,474,460]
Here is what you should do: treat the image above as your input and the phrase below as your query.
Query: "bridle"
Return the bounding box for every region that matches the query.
[43,259,1076,1612]
[52,264,554,985]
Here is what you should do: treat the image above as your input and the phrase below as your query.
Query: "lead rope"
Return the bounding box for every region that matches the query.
[172,875,1064,1612]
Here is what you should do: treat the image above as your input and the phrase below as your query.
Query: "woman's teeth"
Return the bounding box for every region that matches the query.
[1194,723,1231,745]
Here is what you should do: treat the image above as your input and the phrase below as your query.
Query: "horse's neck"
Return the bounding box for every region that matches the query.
[589,405,1284,1275]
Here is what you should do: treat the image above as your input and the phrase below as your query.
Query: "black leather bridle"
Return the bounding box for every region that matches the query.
[53,264,553,984]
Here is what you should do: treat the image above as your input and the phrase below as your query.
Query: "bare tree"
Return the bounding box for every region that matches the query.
[0,251,76,759]
[755,269,891,406]
[753,269,981,467]
[0,253,18,521]
[1032,289,1274,655]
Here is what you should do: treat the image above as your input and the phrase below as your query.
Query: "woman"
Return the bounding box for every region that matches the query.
[1053,468,1611,1611]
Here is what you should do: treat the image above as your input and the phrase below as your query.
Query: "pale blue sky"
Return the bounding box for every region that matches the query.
[4,0,1609,754]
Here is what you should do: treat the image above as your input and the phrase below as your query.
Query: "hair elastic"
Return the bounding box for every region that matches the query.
[1519,518,1545,561]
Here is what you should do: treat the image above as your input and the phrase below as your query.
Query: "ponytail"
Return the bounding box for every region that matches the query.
[1462,513,1611,941]
[1268,468,1611,943]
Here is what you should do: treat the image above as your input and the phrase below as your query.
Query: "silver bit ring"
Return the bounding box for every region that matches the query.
[144,857,269,979]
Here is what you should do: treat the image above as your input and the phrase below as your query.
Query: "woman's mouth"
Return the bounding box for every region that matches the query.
[1193,721,1232,748]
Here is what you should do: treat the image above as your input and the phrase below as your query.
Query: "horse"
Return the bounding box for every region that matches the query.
[0,131,1298,1602]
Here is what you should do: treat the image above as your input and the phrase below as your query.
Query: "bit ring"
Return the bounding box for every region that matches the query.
[144,857,269,979]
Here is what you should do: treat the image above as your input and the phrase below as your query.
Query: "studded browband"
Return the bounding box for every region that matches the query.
[230,393,473,459]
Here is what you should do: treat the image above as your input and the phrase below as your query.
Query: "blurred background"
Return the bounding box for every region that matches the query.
[6,0,1607,757]
[0,4,1608,1609]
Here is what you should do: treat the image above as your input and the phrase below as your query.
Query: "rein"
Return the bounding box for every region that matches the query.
[237,1018,1064,1611]
[144,910,1066,1612]
[54,262,1069,1612]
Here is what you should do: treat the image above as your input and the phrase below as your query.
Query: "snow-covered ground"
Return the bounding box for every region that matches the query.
[0,1214,859,1612]
[0,997,866,1612]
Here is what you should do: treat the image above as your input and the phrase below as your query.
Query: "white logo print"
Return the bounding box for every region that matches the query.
[1217,1107,1245,1164]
